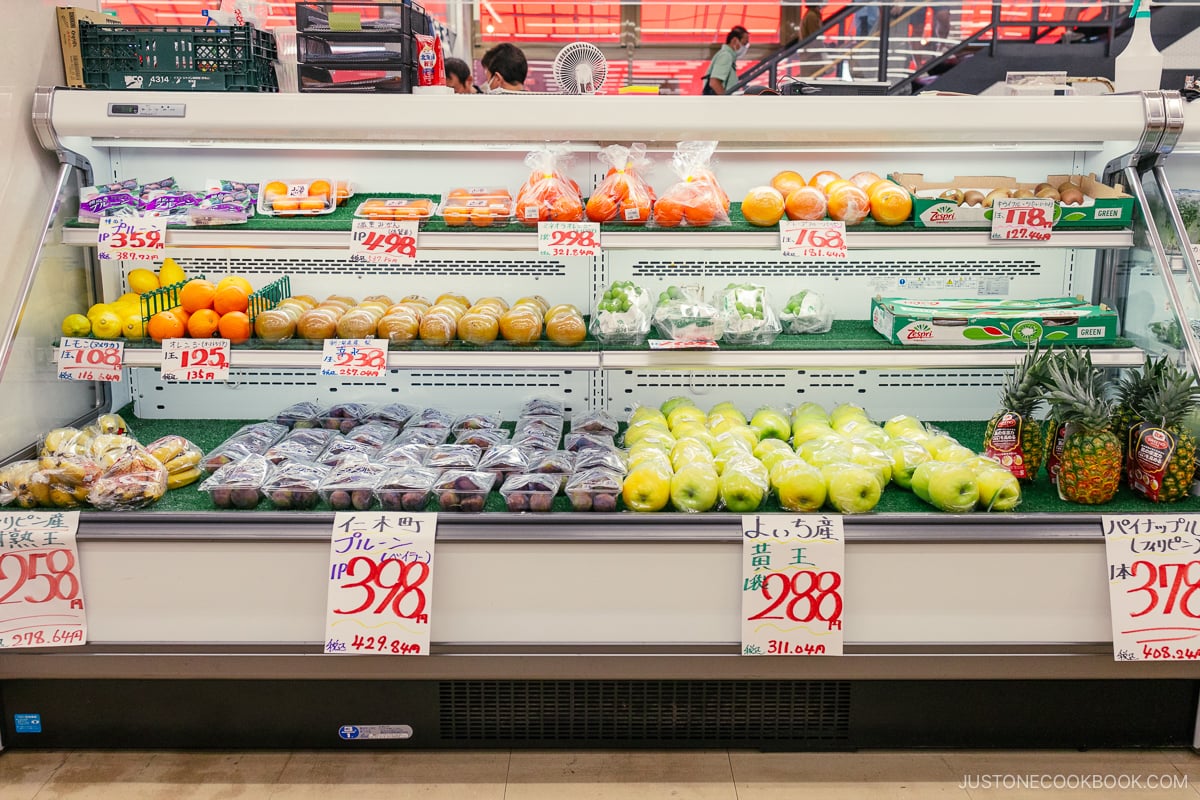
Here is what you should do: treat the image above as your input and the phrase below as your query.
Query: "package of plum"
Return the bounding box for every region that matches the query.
[199,454,271,510]
[262,460,330,510]
[499,473,561,512]
[319,461,389,511]
[375,466,442,511]
[433,470,496,512]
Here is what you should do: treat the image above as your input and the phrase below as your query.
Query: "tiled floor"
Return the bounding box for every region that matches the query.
[0,749,1195,800]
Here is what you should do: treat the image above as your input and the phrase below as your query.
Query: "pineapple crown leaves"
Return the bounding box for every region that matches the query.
[1042,347,1116,430]
[999,345,1049,416]
[1117,356,1168,407]
[1134,359,1200,427]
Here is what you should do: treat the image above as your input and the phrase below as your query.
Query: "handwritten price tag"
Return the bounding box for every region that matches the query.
[991,197,1054,242]
[321,338,387,378]
[780,220,847,259]
[160,338,230,382]
[1103,514,1200,662]
[324,512,436,656]
[57,338,123,382]
[349,219,418,265]
[740,514,844,657]
[538,221,601,258]
[647,339,719,350]
[0,511,86,649]
[97,215,166,262]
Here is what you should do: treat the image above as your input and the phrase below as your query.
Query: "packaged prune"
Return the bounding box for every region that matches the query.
[375,466,442,511]
[317,403,372,434]
[198,454,270,510]
[433,470,496,512]
[520,397,564,417]
[262,460,330,510]
[564,432,616,453]
[526,450,576,477]
[453,428,510,450]
[477,445,531,483]
[573,448,627,475]
[569,410,619,436]
[375,441,431,469]
[365,402,418,428]
[275,401,324,429]
[451,412,503,431]
[405,408,455,430]
[500,473,561,512]
[423,444,482,470]
[264,428,340,465]
[512,427,560,451]
[319,461,389,511]
[346,421,399,449]
[202,423,287,473]
[565,467,624,512]
[317,436,380,467]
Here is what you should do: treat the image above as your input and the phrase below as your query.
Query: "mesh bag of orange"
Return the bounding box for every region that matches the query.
[652,141,731,228]
[515,146,583,226]
[585,143,655,225]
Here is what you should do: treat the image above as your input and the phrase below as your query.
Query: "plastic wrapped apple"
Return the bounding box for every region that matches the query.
[820,462,882,514]
[670,463,720,513]
[910,461,979,513]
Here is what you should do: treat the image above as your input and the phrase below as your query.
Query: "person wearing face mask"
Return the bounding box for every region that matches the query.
[479,43,529,93]
[702,25,750,95]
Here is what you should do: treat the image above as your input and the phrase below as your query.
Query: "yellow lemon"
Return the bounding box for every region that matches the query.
[61,313,91,337]
[158,258,186,287]
[120,314,145,341]
[87,302,114,321]
[127,269,159,295]
[116,292,142,308]
[216,275,254,295]
[91,311,123,340]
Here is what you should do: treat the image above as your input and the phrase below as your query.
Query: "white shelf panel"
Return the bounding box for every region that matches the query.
[111,347,602,370]
[61,227,1135,251]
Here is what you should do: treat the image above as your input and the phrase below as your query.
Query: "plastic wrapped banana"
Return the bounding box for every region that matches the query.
[0,461,39,508]
[88,448,167,511]
[32,454,102,508]
[40,427,93,458]
[89,434,142,470]
[146,435,204,489]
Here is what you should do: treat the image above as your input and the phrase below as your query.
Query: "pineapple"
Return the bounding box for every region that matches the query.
[1129,361,1200,502]
[1042,348,1092,487]
[1113,356,1166,459]
[983,347,1048,482]
[1044,349,1121,504]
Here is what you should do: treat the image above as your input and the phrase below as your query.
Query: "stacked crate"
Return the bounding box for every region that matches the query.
[296,2,432,93]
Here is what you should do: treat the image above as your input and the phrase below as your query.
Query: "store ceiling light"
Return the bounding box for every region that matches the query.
[482,0,504,24]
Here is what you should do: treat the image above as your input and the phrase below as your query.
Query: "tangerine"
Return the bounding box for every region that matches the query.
[187,308,221,338]
[808,170,842,193]
[619,199,652,225]
[821,178,853,198]
[683,198,719,227]
[586,193,619,222]
[443,206,469,226]
[827,184,871,226]
[213,285,250,316]
[469,209,494,227]
[850,171,883,190]
[147,311,185,343]
[771,170,806,198]
[653,198,684,228]
[550,195,583,221]
[218,311,252,344]
[868,183,913,226]
[217,276,254,295]
[179,279,216,314]
[308,179,332,198]
[784,186,828,221]
[169,306,191,329]
[741,186,786,227]
[263,181,288,198]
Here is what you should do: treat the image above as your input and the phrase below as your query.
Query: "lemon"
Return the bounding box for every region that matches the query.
[91,311,123,340]
[120,314,145,341]
[61,313,91,337]
[158,258,186,288]
[87,302,114,321]
[216,275,254,295]
[127,269,159,295]
[116,292,142,308]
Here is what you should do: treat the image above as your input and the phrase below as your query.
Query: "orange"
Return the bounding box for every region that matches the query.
[213,285,249,316]
[785,186,828,221]
[741,186,786,227]
[470,209,494,227]
[619,199,652,225]
[169,305,190,329]
[218,311,252,344]
[771,170,806,198]
[653,198,684,228]
[827,184,871,226]
[586,193,619,222]
[308,180,332,198]
[808,170,842,193]
[868,183,913,226]
[865,179,893,198]
[515,199,545,226]
[216,276,254,295]
[683,198,718,227]
[178,279,216,314]
[443,206,469,226]
[263,181,287,198]
[186,308,221,338]
[147,310,185,343]
[550,195,583,222]
[821,178,853,198]
[850,171,882,190]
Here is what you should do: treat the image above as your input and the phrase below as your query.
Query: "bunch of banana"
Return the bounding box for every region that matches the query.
[146,435,204,489]
[0,461,40,508]
[93,413,127,435]
[33,455,103,508]
[41,427,91,458]
[88,449,167,511]
[89,434,141,470]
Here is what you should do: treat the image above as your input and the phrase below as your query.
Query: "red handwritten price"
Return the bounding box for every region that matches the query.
[107,229,162,249]
[321,338,387,378]
[349,219,418,264]
[71,348,122,368]
[57,338,123,382]
[747,570,843,627]
[350,635,421,654]
[334,556,429,620]
[335,350,386,369]
[363,231,416,256]
[780,220,848,259]
[767,639,826,655]
[97,216,167,261]
[991,197,1054,242]
[179,345,229,370]
[538,222,601,257]
[1126,560,1200,618]
[0,549,80,605]
[161,338,230,382]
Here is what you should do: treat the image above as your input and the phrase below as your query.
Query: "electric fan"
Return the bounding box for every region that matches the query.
[552,42,608,94]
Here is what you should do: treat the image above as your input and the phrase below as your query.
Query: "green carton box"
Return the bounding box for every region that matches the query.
[871,296,1120,347]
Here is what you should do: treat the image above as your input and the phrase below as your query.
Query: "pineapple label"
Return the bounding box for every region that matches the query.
[1047,422,1067,486]
[984,411,1031,480]
[1126,423,1178,502]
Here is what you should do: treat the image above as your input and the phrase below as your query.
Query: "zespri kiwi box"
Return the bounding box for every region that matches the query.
[871,296,1119,347]
[890,173,1134,229]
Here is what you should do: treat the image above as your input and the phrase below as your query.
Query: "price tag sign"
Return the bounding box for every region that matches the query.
[647,339,719,350]
[740,514,844,656]
[780,220,848,259]
[1102,514,1200,662]
[321,338,387,378]
[97,215,166,262]
[0,511,86,649]
[324,512,436,655]
[538,221,601,258]
[349,218,418,265]
[57,338,123,382]
[160,337,230,382]
[991,197,1054,242]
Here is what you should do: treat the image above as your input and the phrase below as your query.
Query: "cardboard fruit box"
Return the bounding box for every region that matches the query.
[871,296,1120,347]
[891,172,1134,230]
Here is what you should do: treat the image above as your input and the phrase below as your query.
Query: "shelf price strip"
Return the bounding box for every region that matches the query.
[349,218,418,265]
[57,338,123,382]
[780,220,847,260]
[324,512,436,656]
[1102,514,1200,661]
[740,514,844,656]
[321,338,387,378]
[97,215,167,262]
[160,338,230,382]
[538,221,601,258]
[990,197,1054,242]
[0,511,86,650]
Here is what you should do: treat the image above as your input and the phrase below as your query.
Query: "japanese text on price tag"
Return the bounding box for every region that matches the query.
[324,512,436,655]
[321,338,387,378]
[160,338,230,382]
[538,221,601,258]
[349,219,418,264]
[57,338,123,383]
[1103,515,1200,661]
[97,215,166,262]
[740,514,844,656]
[991,197,1054,242]
[780,220,848,259]
[0,511,86,649]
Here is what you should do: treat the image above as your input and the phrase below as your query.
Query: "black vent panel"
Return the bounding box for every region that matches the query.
[439,680,850,746]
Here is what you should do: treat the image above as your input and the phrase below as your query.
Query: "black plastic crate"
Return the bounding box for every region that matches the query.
[297,2,422,34]
[298,64,416,93]
[79,21,278,92]
[298,30,415,68]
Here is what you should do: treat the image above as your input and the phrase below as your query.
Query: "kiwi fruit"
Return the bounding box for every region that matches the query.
[962,190,985,207]
[982,189,1009,208]
[939,188,964,204]
[1014,188,1036,199]
[1035,187,1061,201]
[1060,186,1085,205]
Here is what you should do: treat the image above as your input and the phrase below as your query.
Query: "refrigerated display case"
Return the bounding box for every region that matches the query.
[1,88,1197,751]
